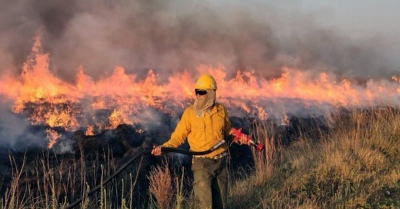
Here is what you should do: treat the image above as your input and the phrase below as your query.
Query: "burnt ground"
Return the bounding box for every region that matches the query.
[0,113,333,208]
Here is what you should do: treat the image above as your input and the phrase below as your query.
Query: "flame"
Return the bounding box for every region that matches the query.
[1,34,400,148]
[46,128,60,148]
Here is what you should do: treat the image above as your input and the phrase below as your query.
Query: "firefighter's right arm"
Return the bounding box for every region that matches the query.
[151,109,191,156]
[151,146,162,156]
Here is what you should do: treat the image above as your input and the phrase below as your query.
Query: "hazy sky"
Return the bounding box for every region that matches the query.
[267,0,400,76]
[301,0,400,63]
[300,0,399,40]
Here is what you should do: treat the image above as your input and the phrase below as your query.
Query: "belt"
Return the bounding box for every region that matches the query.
[193,151,228,160]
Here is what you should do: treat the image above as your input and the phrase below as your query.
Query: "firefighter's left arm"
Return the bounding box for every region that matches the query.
[223,107,250,145]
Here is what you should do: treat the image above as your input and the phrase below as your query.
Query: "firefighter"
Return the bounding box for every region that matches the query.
[152,74,250,209]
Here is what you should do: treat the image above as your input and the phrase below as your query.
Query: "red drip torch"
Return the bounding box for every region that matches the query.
[231,128,265,152]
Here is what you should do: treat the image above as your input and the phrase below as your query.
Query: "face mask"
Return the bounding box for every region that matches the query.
[193,89,215,117]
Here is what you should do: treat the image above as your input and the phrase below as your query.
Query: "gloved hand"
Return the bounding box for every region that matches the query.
[151,146,162,156]
[237,133,251,145]
[231,128,251,145]
[231,128,265,152]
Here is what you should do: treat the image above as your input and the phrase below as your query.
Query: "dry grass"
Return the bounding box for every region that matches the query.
[148,162,173,209]
[227,107,400,208]
[0,147,142,209]
[252,121,277,185]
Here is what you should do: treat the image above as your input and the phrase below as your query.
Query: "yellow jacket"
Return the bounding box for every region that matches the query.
[162,103,231,158]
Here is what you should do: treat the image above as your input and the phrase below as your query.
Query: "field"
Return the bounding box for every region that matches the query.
[2,107,400,208]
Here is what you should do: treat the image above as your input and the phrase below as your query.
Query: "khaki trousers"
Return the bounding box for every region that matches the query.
[192,156,227,209]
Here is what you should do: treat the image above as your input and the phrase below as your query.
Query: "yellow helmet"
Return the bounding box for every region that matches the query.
[194,74,217,90]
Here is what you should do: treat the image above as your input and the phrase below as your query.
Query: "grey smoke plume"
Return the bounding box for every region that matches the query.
[0,99,47,149]
[1,0,400,151]
[0,0,398,82]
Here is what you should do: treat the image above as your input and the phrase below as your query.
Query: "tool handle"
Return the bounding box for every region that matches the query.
[249,139,265,152]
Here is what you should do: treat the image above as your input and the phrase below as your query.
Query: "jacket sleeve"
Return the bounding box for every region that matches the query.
[223,106,232,138]
[162,108,191,148]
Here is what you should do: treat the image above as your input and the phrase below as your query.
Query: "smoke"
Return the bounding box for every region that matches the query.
[3,0,400,152]
[0,99,48,149]
[1,0,398,83]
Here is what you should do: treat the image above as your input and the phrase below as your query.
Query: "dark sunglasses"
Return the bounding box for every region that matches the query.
[195,89,208,96]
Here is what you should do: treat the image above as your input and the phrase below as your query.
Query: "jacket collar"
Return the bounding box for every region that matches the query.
[208,103,221,116]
